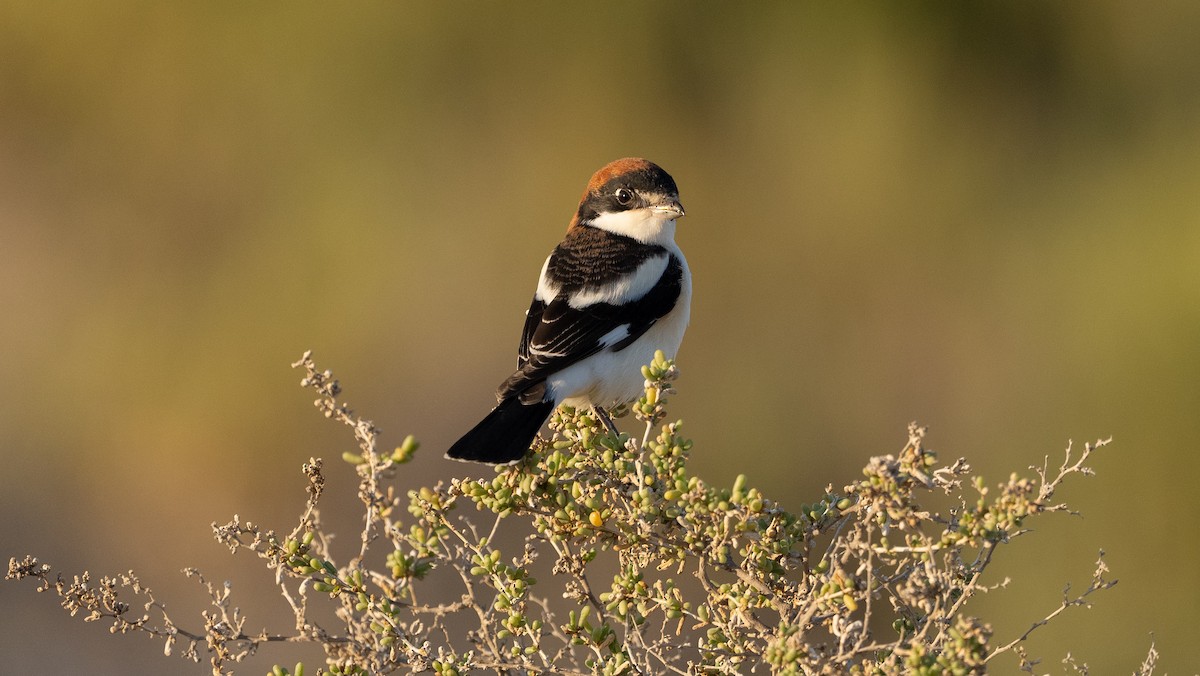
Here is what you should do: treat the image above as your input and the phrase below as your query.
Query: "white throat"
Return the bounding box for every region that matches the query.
[588,209,679,246]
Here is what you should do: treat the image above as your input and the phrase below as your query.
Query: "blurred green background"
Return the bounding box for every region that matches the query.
[2,3,1197,673]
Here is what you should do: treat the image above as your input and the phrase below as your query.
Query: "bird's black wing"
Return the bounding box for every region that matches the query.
[498,255,683,402]
[515,296,545,371]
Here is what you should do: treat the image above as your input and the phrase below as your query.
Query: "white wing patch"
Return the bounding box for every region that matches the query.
[597,323,632,348]
[534,255,559,302]
[569,254,669,309]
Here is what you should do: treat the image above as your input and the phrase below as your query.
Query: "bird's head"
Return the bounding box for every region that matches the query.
[570,158,684,245]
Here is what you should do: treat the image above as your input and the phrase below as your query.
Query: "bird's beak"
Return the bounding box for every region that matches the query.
[650,195,686,220]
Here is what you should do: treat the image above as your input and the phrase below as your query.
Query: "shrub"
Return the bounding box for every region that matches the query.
[7,351,1152,674]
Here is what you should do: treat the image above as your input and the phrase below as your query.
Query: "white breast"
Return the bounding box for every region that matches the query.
[550,246,691,409]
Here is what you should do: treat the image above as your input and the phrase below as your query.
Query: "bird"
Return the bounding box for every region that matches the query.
[446,158,691,464]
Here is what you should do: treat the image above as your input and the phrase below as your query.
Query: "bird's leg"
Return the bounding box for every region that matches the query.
[591,405,620,437]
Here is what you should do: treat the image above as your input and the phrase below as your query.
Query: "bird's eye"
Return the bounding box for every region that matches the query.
[614,188,634,206]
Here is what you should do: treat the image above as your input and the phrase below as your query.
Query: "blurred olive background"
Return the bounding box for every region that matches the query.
[2,3,1197,673]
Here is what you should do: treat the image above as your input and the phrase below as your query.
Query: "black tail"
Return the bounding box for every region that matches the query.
[445,396,555,464]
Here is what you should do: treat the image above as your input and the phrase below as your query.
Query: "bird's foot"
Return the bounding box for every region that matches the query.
[591,405,620,437]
